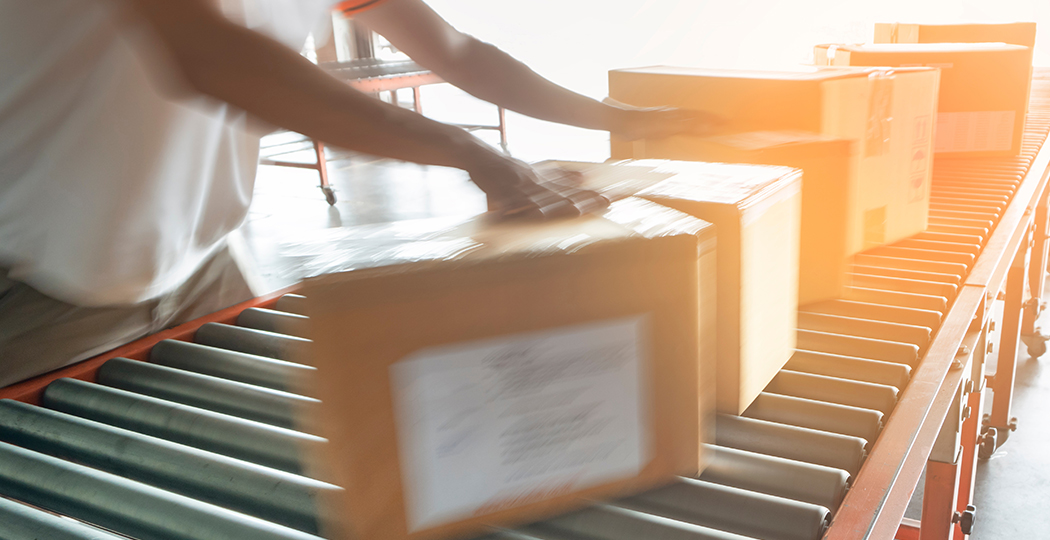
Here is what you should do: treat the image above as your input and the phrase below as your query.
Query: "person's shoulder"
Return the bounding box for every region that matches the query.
[335,0,390,15]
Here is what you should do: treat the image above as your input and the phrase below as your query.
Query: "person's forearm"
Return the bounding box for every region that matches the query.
[434,39,628,131]
[129,3,488,171]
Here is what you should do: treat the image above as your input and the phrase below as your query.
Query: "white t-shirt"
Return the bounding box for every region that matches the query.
[0,0,332,306]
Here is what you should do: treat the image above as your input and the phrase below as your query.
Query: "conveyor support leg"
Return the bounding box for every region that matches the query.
[985,229,1030,453]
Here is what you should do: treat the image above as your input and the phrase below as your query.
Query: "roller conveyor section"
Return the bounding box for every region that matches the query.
[783,350,911,390]
[697,445,849,511]
[96,357,318,430]
[846,283,951,312]
[766,370,898,416]
[802,298,942,329]
[796,329,920,367]
[0,400,336,534]
[42,378,321,474]
[715,414,866,476]
[150,339,315,392]
[743,393,882,447]
[0,81,1045,540]
[274,293,309,315]
[195,322,310,361]
[0,442,322,540]
[237,307,310,338]
[853,253,969,277]
[796,311,931,353]
[850,264,960,286]
[0,495,127,540]
[523,505,760,540]
[616,478,830,540]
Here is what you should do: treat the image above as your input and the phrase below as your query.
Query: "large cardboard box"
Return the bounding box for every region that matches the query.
[565,159,802,414]
[874,22,1037,48]
[297,198,716,540]
[613,132,855,305]
[609,65,939,253]
[815,42,1031,157]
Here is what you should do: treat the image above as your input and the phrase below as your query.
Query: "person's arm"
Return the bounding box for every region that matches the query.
[117,0,596,216]
[355,0,719,139]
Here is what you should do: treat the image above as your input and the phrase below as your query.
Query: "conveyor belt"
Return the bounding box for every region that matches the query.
[1,79,1048,540]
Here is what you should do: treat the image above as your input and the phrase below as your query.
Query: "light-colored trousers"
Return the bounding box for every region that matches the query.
[0,247,253,387]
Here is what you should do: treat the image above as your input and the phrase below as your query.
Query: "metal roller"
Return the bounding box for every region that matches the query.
[797,311,930,351]
[96,358,318,430]
[527,504,759,540]
[805,298,941,329]
[853,253,969,277]
[766,370,898,416]
[42,378,320,474]
[796,329,919,367]
[0,400,337,534]
[273,294,309,316]
[0,441,321,540]
[150,340,314,393]
[743,393,882,447]
[617,477,830,540]
[850,263,960,286]
[784,350,911,390]
[715,414,866,476]
[914,230,986,246]
[845,286,947,312]
[698,445,849,511]
[0,495,126,540]
[195,323,309,362]
[848,273,958,300]
[237,308,309,338]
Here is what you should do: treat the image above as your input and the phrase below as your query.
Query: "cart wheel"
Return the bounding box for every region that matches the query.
[1028,339,1047,358]
[1022,332,1048,358]
[979,427,998,459]
[322,186,337,206]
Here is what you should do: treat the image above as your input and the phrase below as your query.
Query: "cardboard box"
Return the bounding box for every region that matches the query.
[874,22,1037,48]
[610,132,855,305]
[564,159,802,414]
[609,65,939,253]
[815,42,1031,157]
[297,198,716,540]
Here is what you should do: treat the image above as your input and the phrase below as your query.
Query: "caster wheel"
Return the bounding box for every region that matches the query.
[979,427,998,459]
[1027,337,1047,358]
[322,186,337,206]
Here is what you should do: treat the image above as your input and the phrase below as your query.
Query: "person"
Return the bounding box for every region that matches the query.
[0,0,716,386]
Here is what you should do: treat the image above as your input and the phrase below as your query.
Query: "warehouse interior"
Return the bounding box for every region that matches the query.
[2,1,1050,540]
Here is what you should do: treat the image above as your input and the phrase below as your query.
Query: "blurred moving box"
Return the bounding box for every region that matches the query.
[565,159,802,414]
[297,198,716,540]
[615,132,855,305]
[609,66,938,253]
[815,42,1032,157]
[874,21,1037,48]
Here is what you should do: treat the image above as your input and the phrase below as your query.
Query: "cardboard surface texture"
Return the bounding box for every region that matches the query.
[618,132,854,305]
[815,42,1032,157]
[608,65,938,253]
[874,22,1037,48]
[297,198,716,540]
[564,159,801,414]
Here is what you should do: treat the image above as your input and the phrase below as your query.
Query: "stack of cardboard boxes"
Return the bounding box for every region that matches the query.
[287,20,1036,540]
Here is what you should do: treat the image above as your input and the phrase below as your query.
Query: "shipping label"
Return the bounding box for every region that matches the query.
[390,316,650,531]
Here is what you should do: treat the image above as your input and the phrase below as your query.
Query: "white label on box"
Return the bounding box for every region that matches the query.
[935,111,1015,153]
[391,316,650,532]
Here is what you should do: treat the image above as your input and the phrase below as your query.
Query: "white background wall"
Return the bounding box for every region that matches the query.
[419,0,1050,162]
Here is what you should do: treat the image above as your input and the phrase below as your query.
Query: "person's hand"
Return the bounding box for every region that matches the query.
[462,145,608,220]
[605,98,724,141]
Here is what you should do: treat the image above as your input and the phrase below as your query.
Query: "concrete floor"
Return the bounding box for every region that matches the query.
[235,87,1050,539]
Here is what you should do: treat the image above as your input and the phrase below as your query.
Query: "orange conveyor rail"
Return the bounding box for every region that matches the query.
[0,71,1049,540]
